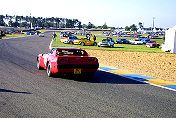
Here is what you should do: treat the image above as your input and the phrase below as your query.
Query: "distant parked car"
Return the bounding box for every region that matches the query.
[13,31,24,34]
[146,43,160,48]
[138,36,148,39]
[98,37,115,47]
[140,39,152,44]
[39,33,45,37]
[63,36,78,44]
[149,35,162,39]
[26,32,30,35]
[4,30,13,34]
[129,39,143,45]
[116,38,130,44]
[133,34,142,38]
[26,31,35,35]
[35,31,41,35]
[73,38,97,46]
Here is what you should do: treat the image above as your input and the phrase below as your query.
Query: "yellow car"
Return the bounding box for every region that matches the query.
[73,38,97,46]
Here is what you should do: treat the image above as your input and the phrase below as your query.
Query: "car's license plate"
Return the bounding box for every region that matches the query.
[74,68,81,74]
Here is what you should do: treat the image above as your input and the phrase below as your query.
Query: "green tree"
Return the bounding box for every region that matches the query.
[0,15,5,26]
[82,24,87,29]
[125,26,130,31]
[66,19,74,28]
[87,22,95,29]
[0,14,82,29]
[138,22,143,29]
[78,21,82,29]
[101,22,108,29]
[8,20,13,27]
[55,18,60,28]
[130,24,137,31]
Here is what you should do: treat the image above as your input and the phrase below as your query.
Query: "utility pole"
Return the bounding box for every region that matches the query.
[30,13,33,32]
[153,17,155,31]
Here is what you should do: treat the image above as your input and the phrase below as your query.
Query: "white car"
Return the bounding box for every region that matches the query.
[39,33,45,37]
[63,36,78,44]
[98,37,115,47]
[129,39,143,45]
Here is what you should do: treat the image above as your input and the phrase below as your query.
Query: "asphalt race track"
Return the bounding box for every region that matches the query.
[0,32,176,118]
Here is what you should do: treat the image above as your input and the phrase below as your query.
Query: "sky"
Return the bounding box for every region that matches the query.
[1,0,176,28]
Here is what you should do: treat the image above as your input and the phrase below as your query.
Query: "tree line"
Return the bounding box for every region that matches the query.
[0,14,113,29]
[0,14,83,29]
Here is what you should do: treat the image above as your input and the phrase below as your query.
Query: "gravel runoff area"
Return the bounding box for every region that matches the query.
[86,49,176,83]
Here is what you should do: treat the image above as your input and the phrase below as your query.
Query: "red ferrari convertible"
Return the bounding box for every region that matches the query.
[37,47,99,78]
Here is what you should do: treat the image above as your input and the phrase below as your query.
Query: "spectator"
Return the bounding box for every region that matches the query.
[89,35,91,40]
[53,32,57,40]
[93,35,96,41]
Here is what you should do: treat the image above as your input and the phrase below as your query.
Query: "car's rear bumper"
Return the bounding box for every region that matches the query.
[56,68,98,74]
[54,64,99,74]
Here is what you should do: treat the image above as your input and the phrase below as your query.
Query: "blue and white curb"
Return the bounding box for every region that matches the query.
[99,66,176,92]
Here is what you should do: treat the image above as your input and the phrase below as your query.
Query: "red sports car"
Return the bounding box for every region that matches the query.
[146,43,160,48]
[37,47,99,78]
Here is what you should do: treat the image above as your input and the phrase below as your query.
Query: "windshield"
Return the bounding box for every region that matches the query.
[56,49,88,56]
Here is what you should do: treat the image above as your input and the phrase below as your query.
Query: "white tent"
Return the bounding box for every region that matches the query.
[161,25,176,53]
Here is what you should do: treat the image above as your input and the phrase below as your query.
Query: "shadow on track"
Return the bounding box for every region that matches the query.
[91,70,146,84]
[0,89,32,94]
[54,70,146,85]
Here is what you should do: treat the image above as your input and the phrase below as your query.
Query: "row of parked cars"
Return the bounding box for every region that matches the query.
[25,31,45,37]
[60,33,115,48]
[61,35,98,46]
[116,37,160,48]
[60,32,160,48]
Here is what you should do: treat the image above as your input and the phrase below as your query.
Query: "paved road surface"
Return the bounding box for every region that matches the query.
[0,32,175,118]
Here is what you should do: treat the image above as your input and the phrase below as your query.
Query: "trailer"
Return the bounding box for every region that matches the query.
[161,25,176,53]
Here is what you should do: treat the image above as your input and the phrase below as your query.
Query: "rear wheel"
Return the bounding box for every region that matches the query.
[81,42,85,46]
[47,63,53,77]
[93,42,97,46]
[110,45,114,48]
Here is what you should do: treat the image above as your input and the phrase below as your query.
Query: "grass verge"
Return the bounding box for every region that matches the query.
[3,33,30,38]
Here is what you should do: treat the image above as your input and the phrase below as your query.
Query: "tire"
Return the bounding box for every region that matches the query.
[81,42,85,46]
[69,41,73,44]
[47,63,53,77]
[93,42,97,46]
[37,58,42,70]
